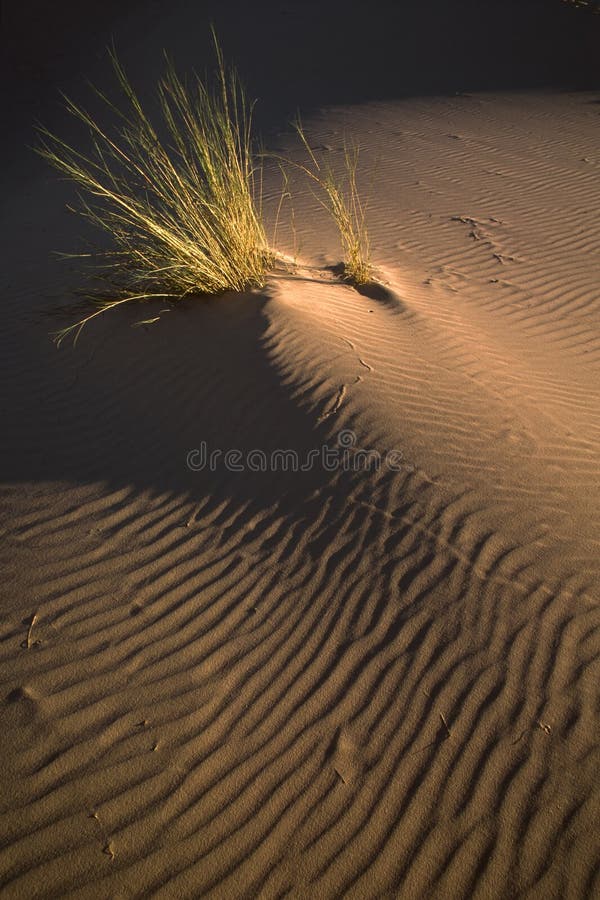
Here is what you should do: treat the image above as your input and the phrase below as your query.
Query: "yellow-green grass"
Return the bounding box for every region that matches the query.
[37,33,273,345]
[291,120,372,286]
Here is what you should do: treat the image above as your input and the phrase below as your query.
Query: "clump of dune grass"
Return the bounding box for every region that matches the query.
[290,120,372,286]
[36,33,273,345]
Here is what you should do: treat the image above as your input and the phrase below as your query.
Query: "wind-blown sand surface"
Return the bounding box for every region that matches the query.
[1,9,599,898]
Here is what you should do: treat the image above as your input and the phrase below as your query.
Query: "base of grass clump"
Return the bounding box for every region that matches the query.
[325,262,405,312]
[328,261,374,289]
[37,31,273,346]
[338,261,373,287]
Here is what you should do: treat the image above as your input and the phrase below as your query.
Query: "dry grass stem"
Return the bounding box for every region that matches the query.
[288,119,372,285]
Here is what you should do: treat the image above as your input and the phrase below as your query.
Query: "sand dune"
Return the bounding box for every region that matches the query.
[1,41,599,900]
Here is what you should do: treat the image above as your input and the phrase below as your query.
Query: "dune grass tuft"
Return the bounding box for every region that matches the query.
[291,120,372,286]
[36,33,273,345]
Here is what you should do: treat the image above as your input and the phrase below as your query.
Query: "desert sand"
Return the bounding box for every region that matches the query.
[1,2,599,897]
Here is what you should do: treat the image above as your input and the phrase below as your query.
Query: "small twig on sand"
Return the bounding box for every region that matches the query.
[440,712,452,739]
[23,612,38,649]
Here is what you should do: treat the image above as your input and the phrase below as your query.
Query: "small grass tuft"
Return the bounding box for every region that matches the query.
[290,120,372,286]
[36,31,273,345]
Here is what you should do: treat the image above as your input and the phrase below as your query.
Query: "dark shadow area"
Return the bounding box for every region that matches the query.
[1,285,343,509]
[354,280,407,313]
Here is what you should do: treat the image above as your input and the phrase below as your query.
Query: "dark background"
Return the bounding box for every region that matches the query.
[2,0,599,148]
